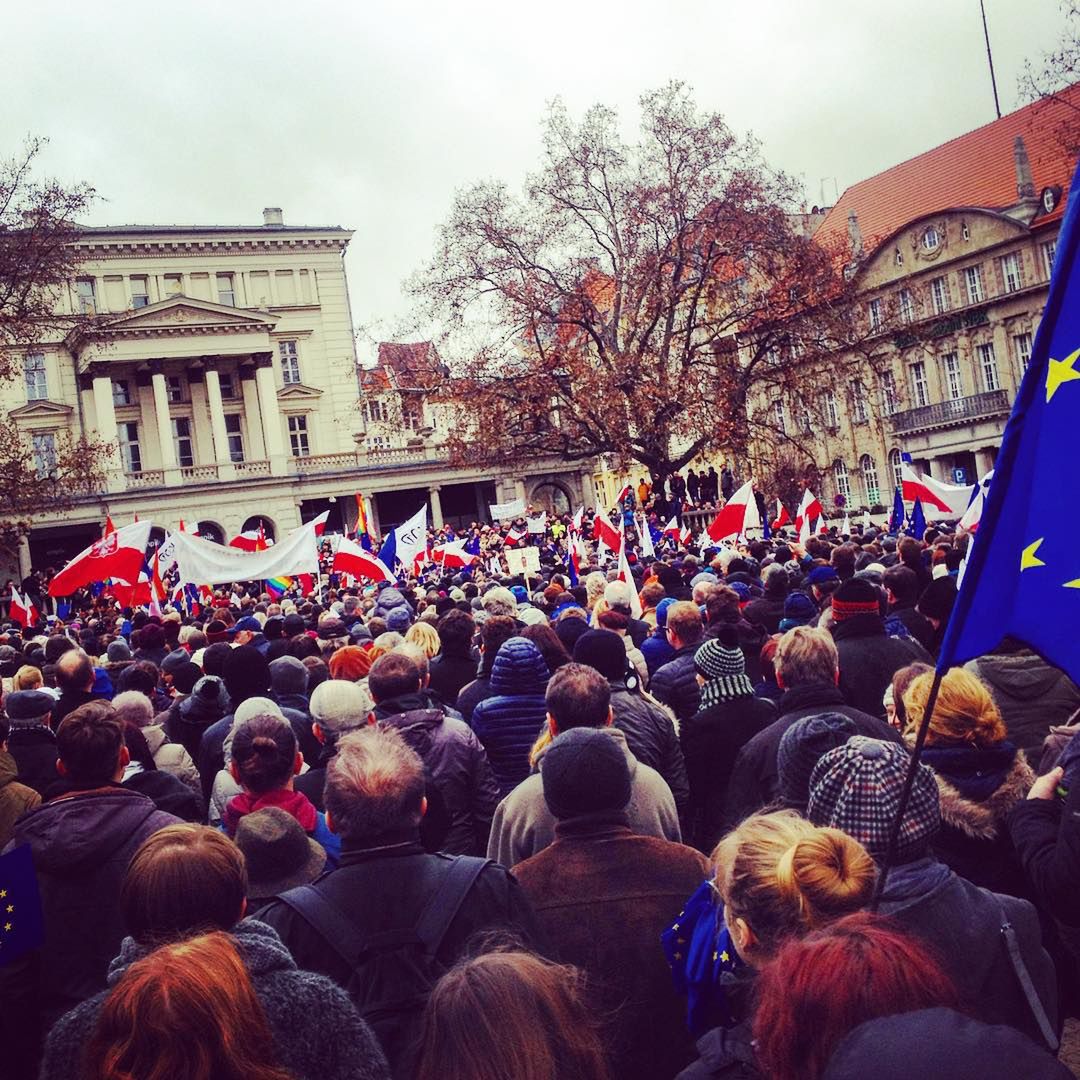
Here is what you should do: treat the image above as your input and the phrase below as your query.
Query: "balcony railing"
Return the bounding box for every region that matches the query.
[890,389,1010,433]
[124,469,165,488]
[180,464,219,482]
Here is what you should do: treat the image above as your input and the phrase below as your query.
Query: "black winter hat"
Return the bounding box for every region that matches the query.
[777,712,859,811]
[573,629,628,682]
[830,576,882,621]
[918,575,958,623]
[541,727,631,820]
[223,644,271,703]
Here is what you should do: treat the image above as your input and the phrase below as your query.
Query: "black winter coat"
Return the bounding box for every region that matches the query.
[888,603,937,654]
[5,725,59,798]
[706,616,767,683]
[741,595,786,635]
[1008,784,1080,926]
[427,649,480,709]
[470,638,549,799]
[682,694,777,852]
[676,1023,761,1080]
[651,645,703,723]
[831,612,931,718]
[375,693,500,855]
[609,682,690,819]
[876,856,1058,1048]
[0,788,178,1078]
[456,673,495,725]
[722,683,901,829]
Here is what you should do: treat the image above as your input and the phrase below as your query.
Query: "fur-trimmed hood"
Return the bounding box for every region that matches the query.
[934,752,1033,841]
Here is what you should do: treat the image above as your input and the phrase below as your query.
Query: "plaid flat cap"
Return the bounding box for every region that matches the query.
[807,735,940,863]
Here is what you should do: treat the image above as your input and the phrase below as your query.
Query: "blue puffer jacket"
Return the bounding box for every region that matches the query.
[470,637,550,798]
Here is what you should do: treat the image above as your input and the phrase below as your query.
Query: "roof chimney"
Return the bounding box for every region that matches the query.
[1014,137,1036,200]
[263,207,284,227]
[847,209,863,260]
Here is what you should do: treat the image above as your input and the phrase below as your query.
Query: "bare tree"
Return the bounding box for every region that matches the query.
[0,139,110,542]
[1021,2,1080,152]
[413,84,873,493]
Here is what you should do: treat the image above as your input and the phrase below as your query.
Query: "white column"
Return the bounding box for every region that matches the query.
[429,485,444,529]
[928,457,947,482]
[255,360,287,475]
[92,373,123,492]
[152,370,180,485]
[204,367,236,479]
[975,448,996,478]
[18,535,32,580]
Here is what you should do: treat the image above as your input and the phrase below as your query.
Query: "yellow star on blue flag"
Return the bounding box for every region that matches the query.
[0,845,44,967]
[940,164,1080,682]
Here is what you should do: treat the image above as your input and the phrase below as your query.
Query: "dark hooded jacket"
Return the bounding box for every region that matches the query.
[876,856,1058,1048]
[375,693,500,855]
[468,638,550,799]
[40,918,390,1080]
[609,681,690,821]
[427,646,480,709]
[722,683,901,829]
[0,788,178,1076]
[831,611,932,719]
[5,723,59,799]
[965,653,1080,758]
[651,644,704,723]
[821,1008,1071,1080]
[168,674,230,761]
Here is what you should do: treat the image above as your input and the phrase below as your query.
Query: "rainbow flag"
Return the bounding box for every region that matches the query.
[266,576,292,598]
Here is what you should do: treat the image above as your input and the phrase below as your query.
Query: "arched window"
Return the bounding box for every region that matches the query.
[860,454,880,506]
[889,448,903,492]
[196,521,225,544]
[241,515,276,543]
[833,460,851,503]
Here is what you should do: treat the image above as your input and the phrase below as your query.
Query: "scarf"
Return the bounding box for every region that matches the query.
[921,743,1018,802]
[223,787,318,837]
[698,673,755,711]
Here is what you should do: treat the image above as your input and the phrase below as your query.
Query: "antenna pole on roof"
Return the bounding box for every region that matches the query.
[980,0,1002,120]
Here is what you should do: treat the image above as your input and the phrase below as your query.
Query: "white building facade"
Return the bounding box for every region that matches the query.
[12,209,592,575]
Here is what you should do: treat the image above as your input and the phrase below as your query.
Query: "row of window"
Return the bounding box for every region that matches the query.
[830,451,905,508]
[868,242,1055,331]
[361,397,425,429]
[74,268,316,315]
[771,332,1033,434]
[111,411,311,473]
[24,340,303,405]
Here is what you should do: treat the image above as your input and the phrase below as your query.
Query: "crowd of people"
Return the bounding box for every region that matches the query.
[2,502,1080,1079]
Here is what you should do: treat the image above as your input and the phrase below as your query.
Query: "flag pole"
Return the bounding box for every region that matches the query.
[870,666,944,910]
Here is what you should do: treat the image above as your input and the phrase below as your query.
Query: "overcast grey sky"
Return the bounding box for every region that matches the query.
[2,0,1069,361]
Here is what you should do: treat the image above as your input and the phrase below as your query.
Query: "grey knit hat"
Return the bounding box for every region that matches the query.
[541,728,631,820]
[777,712,859,811]
[808,735,939,863]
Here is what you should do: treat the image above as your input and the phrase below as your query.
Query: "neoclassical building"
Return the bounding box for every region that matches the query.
[9,209,591,576]
[750,85,1077,513]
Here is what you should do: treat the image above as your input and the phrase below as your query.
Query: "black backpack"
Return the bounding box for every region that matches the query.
[275,855,489,1077]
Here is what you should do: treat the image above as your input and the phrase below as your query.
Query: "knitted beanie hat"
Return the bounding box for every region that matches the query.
[106,638,132,662]
[693,633,754,702]
[573,629,628,682]
[541,727,631,820]
[655,597,677,629]
[808,735,940,862]
[777,712,859,811]
[831,577,882,622]
[918,575,958,623]
[783,592,817,623]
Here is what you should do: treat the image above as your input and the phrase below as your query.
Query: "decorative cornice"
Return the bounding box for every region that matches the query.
[8,400,74,421]
[73,236,349,260]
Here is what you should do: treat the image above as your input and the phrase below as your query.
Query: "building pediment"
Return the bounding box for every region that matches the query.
[277,383,324,405]
[8,400,74,424]
[102,295,280,333]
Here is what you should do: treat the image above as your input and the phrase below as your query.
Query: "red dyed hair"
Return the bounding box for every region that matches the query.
[84,931,293,1080]
[753,913,958,1080]
[328,644,373,682]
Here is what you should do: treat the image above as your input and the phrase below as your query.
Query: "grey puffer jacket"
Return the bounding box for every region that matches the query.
[142,723,201,798]
[372,586,412,623]
[41,918,390,1080]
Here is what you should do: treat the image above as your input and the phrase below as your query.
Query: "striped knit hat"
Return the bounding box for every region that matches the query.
[694,633,754,704]
[830,577,882,622]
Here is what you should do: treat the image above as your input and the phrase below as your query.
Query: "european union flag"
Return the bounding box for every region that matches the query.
[939,160,1080,679]
[0,845,44,967]
[905,498,926,540]
[889,487,905,533]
